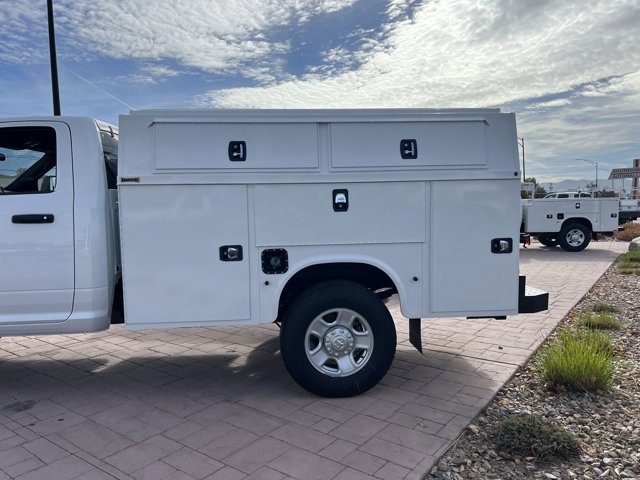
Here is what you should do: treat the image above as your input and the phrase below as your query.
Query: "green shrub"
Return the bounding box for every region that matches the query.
[495,415,581,460]
[579,312,622,330]
[619,251,640,262]
[540,330,614,391]
[618,252,640,275]
[619,268,640,275]
[590,301,618,314]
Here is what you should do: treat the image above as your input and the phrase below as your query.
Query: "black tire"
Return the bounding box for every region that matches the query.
[280,280,396,397]
[537,234,559,247]
[558,222,591,252]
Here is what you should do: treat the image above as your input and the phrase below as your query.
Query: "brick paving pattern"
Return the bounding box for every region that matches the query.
[0,241,628,480]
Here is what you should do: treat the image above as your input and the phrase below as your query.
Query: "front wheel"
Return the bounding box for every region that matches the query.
[280,280,396,397]
[558,223,591,252]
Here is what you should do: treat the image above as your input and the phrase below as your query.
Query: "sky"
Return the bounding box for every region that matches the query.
[0,0,639,187]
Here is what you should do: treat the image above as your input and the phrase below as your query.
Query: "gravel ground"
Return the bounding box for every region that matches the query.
[428,251,640,480]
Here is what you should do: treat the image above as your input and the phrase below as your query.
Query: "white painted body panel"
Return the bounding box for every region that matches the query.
[0,120,75,323]
[119,185,251,326]
[431,180,520,314]
[0,117,115,336]
[119,109,522,329]
[522,197,619,233]
[260,244,425,324]
[0,109,524,335]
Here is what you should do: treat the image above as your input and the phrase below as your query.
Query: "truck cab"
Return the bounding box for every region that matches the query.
[543,191,592,199]
[0,117,120,335]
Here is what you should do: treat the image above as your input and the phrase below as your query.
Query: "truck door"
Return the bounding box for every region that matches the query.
[0,122,75,323]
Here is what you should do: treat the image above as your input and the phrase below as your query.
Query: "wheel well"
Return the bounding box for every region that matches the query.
[561,217,592,232]
[276,263,397,322]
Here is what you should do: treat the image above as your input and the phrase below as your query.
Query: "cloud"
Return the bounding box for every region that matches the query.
[202,0,640,108]
[0,0,359,81]
[0,4,49,63]
[113,64,184,85]
[520,72,640,154]
[1,0,638,182]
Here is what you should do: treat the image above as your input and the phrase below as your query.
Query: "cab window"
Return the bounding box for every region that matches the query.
[0,127,56,194]
[99,127,118,190]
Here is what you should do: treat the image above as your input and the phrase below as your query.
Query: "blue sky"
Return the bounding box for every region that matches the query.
[1,0,639,186]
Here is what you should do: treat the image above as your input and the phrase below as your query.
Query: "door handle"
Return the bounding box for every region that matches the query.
[12,214,55,224]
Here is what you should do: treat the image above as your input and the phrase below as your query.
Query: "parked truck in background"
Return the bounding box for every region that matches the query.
[0,109,547,397]
[520,184,619,251]
[619,196,640,223]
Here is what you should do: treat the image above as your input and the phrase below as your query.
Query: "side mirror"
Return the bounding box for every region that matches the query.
[0,153,5,161]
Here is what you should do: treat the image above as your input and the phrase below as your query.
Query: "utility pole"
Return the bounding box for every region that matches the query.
[576,158,598,189]
[47,0,61,115]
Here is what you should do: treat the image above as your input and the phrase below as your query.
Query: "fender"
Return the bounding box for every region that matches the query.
[264,253,413,323]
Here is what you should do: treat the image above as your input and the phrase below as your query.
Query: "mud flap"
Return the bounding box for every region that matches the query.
[409,318,422,353]
[518,275,549,313]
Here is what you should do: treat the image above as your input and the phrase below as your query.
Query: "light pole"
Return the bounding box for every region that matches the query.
[517,137,525,180]
[47,0,61,115]
[576,158,598,190]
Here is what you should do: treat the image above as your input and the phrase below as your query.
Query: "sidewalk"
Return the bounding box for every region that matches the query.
[0,241,628,480]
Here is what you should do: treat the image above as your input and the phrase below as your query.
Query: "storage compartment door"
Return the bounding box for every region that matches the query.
[430,180,520,314]
[120,185,250,327]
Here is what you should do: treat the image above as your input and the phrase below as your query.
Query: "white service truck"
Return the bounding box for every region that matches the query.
[0,109,547,397]
[520,184,619,251]
[619,196,640,223]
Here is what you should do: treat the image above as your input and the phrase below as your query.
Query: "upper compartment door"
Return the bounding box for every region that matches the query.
[331,121,488,169]
[0,122,75,324]
[152,122,319,171]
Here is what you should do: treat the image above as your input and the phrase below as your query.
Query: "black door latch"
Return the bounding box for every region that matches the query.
[400,139,418,159]
[219,245,243,261]
[228,141,247,161]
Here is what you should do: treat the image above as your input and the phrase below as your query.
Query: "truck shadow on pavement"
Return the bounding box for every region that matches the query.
[0,327,514,480]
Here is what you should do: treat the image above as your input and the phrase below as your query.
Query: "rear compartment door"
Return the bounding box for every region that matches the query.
[0,121,75,323]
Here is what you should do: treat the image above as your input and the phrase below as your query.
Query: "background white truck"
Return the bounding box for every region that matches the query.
[0,109,547,397]
[619,196,640,223]
[520,184,619,251]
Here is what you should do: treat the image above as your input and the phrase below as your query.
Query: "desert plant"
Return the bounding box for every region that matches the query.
[619,268,640,275]
[579,312,622,330]
[618,252,640,266]
[614,222,640,241]
[618,252,640,275]
[590,301,619,314]
[540,329,614,391]
[495,415,581,460]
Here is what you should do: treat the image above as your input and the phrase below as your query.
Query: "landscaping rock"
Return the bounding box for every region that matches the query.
[629,237,640,252]
[428,257,640,480]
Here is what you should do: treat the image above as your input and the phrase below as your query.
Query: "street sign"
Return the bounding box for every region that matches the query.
[608,168,640,179]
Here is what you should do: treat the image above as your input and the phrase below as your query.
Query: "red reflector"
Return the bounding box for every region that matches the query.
[524,235,531,246]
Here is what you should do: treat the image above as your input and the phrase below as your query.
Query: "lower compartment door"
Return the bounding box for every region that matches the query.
[119,185,250,327]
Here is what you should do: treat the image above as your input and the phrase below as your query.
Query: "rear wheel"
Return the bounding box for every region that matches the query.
[280,280,396,397]
[558,223,591,252]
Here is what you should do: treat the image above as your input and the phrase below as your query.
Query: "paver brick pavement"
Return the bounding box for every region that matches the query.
[0,241,628,479]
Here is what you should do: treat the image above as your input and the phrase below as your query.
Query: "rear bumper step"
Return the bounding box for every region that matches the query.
[518,275,549,313]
